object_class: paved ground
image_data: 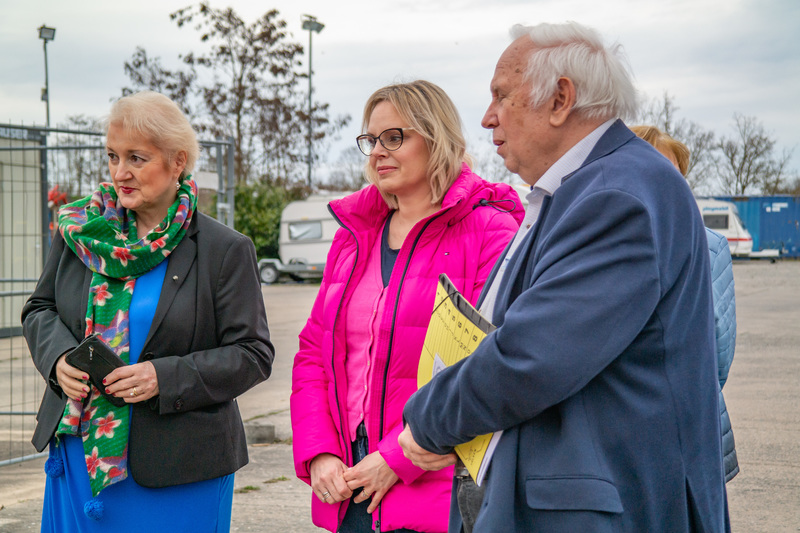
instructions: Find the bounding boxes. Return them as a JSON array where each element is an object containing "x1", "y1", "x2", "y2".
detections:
[{"x1": 1, "y1": 261, "x2": 798, "y2": 532}]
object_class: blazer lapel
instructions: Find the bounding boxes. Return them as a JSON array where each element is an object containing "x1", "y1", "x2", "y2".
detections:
[
  {"x1": 491, "y1": 121, "x2": 635, "y2": 324},
  {"x1": 142, "y1": 220, "x2": 198, "y2": 350}
]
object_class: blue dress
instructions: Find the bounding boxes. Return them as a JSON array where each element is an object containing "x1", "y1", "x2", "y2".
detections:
[{"x1": 41, "y1": 260, "x2": 235, "y2": 532}]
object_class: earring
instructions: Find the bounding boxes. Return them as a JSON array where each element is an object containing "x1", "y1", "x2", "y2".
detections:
[{"x1": 176, "y1": 181, "x2": 181, "y2": 190}]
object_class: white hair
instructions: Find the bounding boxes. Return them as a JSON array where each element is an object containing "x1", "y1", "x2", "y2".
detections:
[
  {"x1": 510, "y1": 21, "x2": 638, "y2": 122},
  {"x1": 107, "y1": 91, "x2": 199, "y2": 179}
]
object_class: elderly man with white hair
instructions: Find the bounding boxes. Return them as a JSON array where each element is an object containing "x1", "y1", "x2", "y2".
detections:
[{"x1": 399, "y1": 21, "x2": 729, "y2": 532}]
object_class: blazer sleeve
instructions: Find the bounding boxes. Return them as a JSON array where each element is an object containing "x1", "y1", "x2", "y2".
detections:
[
  {"x1": 151, "y1": 233, "x2": 274, "y2": 414},
  {"x1": 290, "y1": 237, "x2": 347, "y2": 482},
  {"x1": 377, "y1": 207, "x2": 521, "y2": 484},
  {"x1": 404, "y1": 190, "x2": 664, "y2": 453},
  {"x1": 706, "y1": 229, "x2": 736, "y2": 388},
  {"x1": 21, "y1": 232, "x2": 82, "y2": 396}
]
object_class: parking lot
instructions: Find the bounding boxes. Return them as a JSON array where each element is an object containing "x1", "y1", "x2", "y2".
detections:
[{"x1": 1, "y1": 260, "x2": 798, "y2": 532}]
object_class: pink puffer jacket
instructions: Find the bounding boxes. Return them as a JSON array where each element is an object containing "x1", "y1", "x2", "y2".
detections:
[{"x1": 291, "y1": 165, "x2": 523, "y2": 532}]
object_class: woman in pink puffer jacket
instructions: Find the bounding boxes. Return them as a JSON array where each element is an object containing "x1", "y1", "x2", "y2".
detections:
[{"x1": 291, "y1": 80, "x2": 523, "y2": 533}]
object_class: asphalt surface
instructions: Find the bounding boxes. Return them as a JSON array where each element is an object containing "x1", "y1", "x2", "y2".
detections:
[{"x1": 1, "y1": 261, "x2": 799, "y2": 532}]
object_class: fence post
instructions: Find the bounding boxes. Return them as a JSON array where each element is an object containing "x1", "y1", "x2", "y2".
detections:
[
  {"x1": 39, "y1": 132, "x2": 50, "y2": 266},
  {"x1": 226, "y1": 136, "x2": 235, "y2": 229},
  {"x1": 215, "y1": 138, "x2": 225, "y2": 225}
]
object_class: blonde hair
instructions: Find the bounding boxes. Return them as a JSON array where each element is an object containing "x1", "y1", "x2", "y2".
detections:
[
  {"x1": 361, "y1": 80, "x2": 471, "y2": 208},
  {"x1": 630, "y1": 125, "x2": 690, "y2": 176},
  {"x1": 107, "y1": 91, "x2": 199, "y2": 179}
]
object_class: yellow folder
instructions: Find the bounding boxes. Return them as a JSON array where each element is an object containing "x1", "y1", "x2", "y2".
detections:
[{"x1": 417, "y1": 273, "x2": 501, "y2": 485}]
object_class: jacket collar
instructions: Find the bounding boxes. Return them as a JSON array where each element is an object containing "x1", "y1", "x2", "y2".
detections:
[
  {"x1": 562, "y1": 119, "x2": 634, "y2": 185},
  {"x1": 329, "y1": 164, "x2": 524, "y2": 233},
  {"x1": 141, "y1": 214, "x2": 199, "y2": 352}
]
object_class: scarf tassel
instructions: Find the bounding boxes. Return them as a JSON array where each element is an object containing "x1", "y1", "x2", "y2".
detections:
[
  {"x1": 44, "y1": 456, "x2": 64, "y2": 478},
  {"x1": 84, "y1": 497, "x2": 104, "y2": 520},
  {"x1": 44, "y1": 442, "x2": 64, "y2": 478}
]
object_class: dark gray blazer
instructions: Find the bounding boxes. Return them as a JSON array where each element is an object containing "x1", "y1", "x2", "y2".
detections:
[{"x1": 22, "y1": 212, "x2": 274, "y2": 488}]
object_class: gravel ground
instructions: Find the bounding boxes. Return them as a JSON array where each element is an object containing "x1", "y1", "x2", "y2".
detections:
[{"x1": 2, "y1": 260, "x2": 798, "y2": 532}]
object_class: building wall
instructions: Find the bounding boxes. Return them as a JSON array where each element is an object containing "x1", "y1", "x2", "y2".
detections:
[
  {"x1": 0, "y1": 129, "x2": 43, "y2": 336},
  {"x1": 715, "y1": 196, "x2": 800, "y2": 258}
]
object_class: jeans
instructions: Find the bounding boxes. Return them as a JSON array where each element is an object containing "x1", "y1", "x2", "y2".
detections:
[
  {"x1": 455, "y1": 473, "x2": 486, "y2": 533},
  {"x1": 338, "y1": 424, "x2": 420, "y2": 533}
]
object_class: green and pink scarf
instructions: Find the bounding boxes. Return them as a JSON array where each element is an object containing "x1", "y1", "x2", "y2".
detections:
[{"x1": 55, "y1": 179, "x2": 197, "y2": 498}]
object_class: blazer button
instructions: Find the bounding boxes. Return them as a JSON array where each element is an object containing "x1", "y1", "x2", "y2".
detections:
[
  {"x1": 174, "y1": 398, "x2": 184, "y2": 411},
  {"x1": 142, "y1": 352, "x2": 154, "y2": 361}
]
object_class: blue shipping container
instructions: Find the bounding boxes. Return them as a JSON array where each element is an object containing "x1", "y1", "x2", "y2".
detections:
[{"x1": 715, "y1": 196, "x2": 800, "y2": 258}]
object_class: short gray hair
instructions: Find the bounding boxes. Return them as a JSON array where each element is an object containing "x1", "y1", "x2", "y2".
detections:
[
  {"x1": 510, "y1": 22, "x2": 637, "y2": 122},
  {"x1": 107, "y1": 91, "x2": 199, "y2": 179}
]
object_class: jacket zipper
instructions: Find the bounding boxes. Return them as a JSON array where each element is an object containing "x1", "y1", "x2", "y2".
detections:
[
  {"x1": 330, "y1": 203, "x2": 454, "y2": 531},
  {"x1": 376, "y1": 210, "x2": 447, "y2": 530},
  {"x1": 327, "y1": 206, "x2": 359, "y2": 529}
]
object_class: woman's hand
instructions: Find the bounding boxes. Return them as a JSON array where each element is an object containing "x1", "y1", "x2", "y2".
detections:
[
  {"x1": 103, "y1": 361, "x2": 160, "y2": 403},
  {"x1": 310, "y1": 453, "x2": 353, "y2": 504},
  {"x1": 55, "y1": 354, "x2": 90, "y2": 402},
  {"x1": 343, "y1": 451, "x2": 399, "y2": 514}
]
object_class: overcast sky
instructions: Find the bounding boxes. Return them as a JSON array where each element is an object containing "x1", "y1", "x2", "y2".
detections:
[{"x1": 2, "y1": 0, "x2": 799, "y2": 182}]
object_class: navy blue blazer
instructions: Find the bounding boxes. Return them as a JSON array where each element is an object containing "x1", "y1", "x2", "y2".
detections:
[{"x1": 404, "y1": 121, "x2": 727, "y2": 532}]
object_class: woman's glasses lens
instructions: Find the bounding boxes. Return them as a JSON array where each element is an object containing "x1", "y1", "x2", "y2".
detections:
[
  {"x1": 356, "y1": 128, "x2": 405, "y2": 156},
  {"x1": 357, "y1": 136, "x2": 376, "y2": 156}
]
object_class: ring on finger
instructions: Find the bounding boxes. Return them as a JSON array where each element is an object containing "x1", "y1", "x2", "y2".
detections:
[
  {"x1": 132, "y1": 387, "x2": 138, "y2": 397},
  {"x1": 321, "y1": 491, "x2": 330, "y2": 500}
]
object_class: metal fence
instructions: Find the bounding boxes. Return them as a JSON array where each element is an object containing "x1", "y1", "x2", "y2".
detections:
[{"x1": 0, "y1": 123, "x2": 235, "y2": 466}]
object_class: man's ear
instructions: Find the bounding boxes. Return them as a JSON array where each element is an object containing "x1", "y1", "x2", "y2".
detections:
[{"x1": 550, "y1": 77, "x2": 576, "y2": 127}]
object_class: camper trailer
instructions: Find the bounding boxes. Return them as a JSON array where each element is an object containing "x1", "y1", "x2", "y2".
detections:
[
  {"x1": 695, "y1": 198, "x2": 753, "y2": 257},
  {"x1": 257, "y1": 194, "x2": 346, "y2": 284}
]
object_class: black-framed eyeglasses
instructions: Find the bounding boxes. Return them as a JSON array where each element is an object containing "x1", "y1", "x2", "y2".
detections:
[{"x1": 356, "y1": 127, "x2": 415, "y2": 156}]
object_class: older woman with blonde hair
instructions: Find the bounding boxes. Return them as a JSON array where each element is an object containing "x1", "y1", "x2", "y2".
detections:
[
  {"x1": 23, "y1": 91, "x2": 273, "y2": 532},
  {"x1": 291, "y1": 80, "x2": 523, "y2": 532}
]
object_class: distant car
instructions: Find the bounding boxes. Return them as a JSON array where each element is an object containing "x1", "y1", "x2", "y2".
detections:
[{"x1": 695, "y1": 198, "x2": 753, "y2": 257}]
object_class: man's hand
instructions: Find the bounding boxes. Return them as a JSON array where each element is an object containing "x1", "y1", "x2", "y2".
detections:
[{"x1": 398, "y1": 425, "x2": 457, "y2": 471}]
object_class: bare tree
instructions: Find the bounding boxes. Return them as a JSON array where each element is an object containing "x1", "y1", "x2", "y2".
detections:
[
  {"x1": 715, "y1": 113, "x2": 795, "y2": 195},
  {"x1": 123, "y1": 3, "x2": 350, "y2": 184},
  {"x1": 122, "y1": 47, "x2": 196, "y2": 116},
  {"x1": 637, "y1": 92, "x2": 716, "y2": 193},
  {"x1": 775, "y1": 175, "x2": 800, "y2": 195},
  {"x1": 469, "y1": 133, "x2": 519, "y2": 184},
  {"x1": 324, "y1": 146, "x2": 367, "y2": 191},
  {"x1": 52, "y1": 115, "x2": 107, "y2": 197}
]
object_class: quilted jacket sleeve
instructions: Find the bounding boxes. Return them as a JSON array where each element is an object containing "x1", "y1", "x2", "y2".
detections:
[{"x1": 706, "y1": 228, "x2": 736, "y2": 388}]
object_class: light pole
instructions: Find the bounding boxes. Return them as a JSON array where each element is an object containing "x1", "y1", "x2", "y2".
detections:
[
  {"x1": 302, "y1": 15, "x2": 324, "y2": 188},
  {"x1": 38, "y1": 24, "x2": 56, "y2": 128}
]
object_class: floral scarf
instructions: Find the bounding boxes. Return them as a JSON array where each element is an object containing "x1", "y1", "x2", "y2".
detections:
[{"x1": 55, "y1": 179, "x2": 197, "y2": 498}]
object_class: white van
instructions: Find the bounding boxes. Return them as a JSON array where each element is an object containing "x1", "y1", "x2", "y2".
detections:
[
  {"x1": 258, "y1": 193, "x2": 348, "y2": 283},
  {"x1": 695, "y1": 198, "x2": 753, "y2": 257}
]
